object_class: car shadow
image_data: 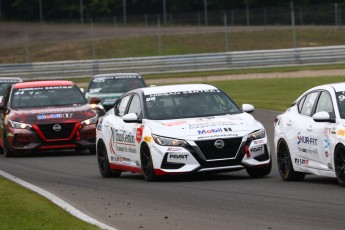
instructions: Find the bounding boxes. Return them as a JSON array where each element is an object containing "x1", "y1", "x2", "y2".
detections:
[{"x1": 9, "y1": 149, "x2": 92, "y2": 158}]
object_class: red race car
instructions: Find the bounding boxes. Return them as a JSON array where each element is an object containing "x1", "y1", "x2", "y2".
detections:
[{"x1": 0, "y1": 80, "x2": 98, "y2": 157}]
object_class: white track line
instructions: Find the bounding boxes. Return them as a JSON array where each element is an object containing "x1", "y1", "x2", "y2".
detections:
[{"x1": 0, "y1": 169, "x2": 117, "y2": 230}]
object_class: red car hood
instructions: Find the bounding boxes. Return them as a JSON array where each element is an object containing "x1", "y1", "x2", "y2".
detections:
[{"x1": 8, "y1": 104, "x2": 96, "y2": 124}]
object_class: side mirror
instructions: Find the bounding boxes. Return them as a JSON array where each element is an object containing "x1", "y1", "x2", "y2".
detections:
[
  {"x1": 313, "y1": 111, "x2": 335, "y2": 123},
  {"x1": 242, "y1": 104, "x2": 254, "y2": 113},
  {"x1": 90, "y1": 97, "x2": 101, "y2": 104},
  {"x1": 123, "y1": 113, "x2": 139, "y2": 123},
  {"x1": 80, "y1": 88, "x2": 85, "y2": 93}
]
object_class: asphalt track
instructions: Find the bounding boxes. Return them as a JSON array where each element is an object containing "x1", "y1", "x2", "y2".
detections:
[{"x1": 1, "y1": 110, "x2": 345, "y2": 230}]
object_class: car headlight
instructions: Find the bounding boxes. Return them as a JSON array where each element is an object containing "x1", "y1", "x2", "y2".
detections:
[
  {"x1": 248, "y1": 129, "x2": 265, "y2": 140},
  {"x1": 81, "y1": 115, "x2": 98, "y2": 126},
  {"x1": 8, "y1": 119, "x2": 32, "y2": 130},
  {"x1": 152, "y1": 134, "x2": 187, "y2": 147}
]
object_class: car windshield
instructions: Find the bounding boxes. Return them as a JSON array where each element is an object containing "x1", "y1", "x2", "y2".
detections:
[
  {"x1": 0, "y1": 81, "x2": 20, "y2": 96},
  {"x1": 10, "y1": 85, "x2": 86, "y2": 108},
  {"x1": 144, "y1": 89, "x2": 242, "y2": 120},
  {"x1": 88, "y1": 76, "x2": 145, "y2": 94},
  {"x1": 336, "y1": 91, "x2": 345, "y2": 119}
]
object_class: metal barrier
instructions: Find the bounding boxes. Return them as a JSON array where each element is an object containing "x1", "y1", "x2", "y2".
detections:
[{"x1": 0, "y1": 45, "x2": 344, "y2": 80}]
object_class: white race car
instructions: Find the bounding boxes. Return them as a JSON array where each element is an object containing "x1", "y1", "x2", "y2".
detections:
[
  {"x1": 96, "y1": 84, "x2": 271, "y2": 181},
  {"x1": 274, "y1": 82, "x2": 345, "y2": 186}
]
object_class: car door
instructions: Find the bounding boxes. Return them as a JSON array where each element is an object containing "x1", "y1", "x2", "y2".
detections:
[
  {"x1": 287, "y1": 91, "x2": 319, "y2": 171},
  {"x1": 309, "y1": 91, "x2": 336, "y2": 171},
  {"x1": 110, "y1": 93, "x2": 142, "y2": 168}
]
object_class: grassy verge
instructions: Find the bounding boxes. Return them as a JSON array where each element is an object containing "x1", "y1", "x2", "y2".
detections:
[
  {"x1": 212, "y1": 75, "x2": 345, "y2": 111},
  {"x1": 0, "y1": 176, "x2": 100, "y2": 230}
]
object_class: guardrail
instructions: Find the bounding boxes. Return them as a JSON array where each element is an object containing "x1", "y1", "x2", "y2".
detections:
[{"x1": 0, "y1": 45, "x2": 344, "y2": 80}]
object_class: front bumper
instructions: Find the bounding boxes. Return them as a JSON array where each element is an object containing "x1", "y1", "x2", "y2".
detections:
[
  {"x1": 151, "y1": 136, "x2": 270, "y2": 175},
  {"x1": 6, "y1": 124, "x2": 96, "y2": 153}
]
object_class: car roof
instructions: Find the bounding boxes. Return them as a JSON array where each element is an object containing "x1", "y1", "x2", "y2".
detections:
[
  {"x1": 92, "y1": 73, "x2": 141, "y2": 78},
  {"x1": 140, "y1": 84, "x2": 218, "y2": 95},
  {"x1": 0, "y1": 77, "x2": 23, "y2": 82},
  {"x1": 14, "y1": 80, "x2": 74, "y2": 89}
]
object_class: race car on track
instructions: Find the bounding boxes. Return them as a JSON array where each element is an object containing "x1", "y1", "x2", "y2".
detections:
[
  {"x1": 85, "y1": 73, "x2": 146, "y2": 111},
  {"x1": 274, "y1": 82, "x2": 345, "y2": 186},
  {"x1": 0, "y1": 80, "x2": 98, "y2": 157},
  {"x1": 0, "y1": 77, "x2": 23, "y2": 101},
  {"x1": 96, "y1": 84, "x2": 271, "y2": 181}
]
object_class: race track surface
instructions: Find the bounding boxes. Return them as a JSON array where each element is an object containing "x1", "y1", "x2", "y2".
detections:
[{"x1": 0, "y1": 110, "x2": 344, "y2": 230}]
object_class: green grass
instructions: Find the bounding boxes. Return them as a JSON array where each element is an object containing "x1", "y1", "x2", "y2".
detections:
[
  {"x1": 212, "y1": 76, "x2": 345, "y2": 111},
  {"x1": 0, "y1": 176, "x2": 100, "y2": 230},
  {"x1": 2, "y1": 26, "x2": 345, "y2": 63}
]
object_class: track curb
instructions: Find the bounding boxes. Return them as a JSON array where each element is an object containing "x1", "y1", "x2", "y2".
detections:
[{"x1": 0, "y1": 169, "x2": 117, "y2": 230}]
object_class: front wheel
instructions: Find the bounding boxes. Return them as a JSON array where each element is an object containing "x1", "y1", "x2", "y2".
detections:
[
  {"x1": 334, "y1": 145, "x2": 345, "y2": 186},
  {"x1": 141, "y1": 146, "x2": 156, "y2": 182},
  {"x1": 246, "y1": 160, "x2": 272, "y2": 178},
  {"x1": 3, "y1": 132, "x2": 14, "y2": 158},
  {"x1": 97, "y1": 141, "x2": 121, "y2": 178},
  {"x1": 276, "y1": 140, "x2": 305, "y2": 181}
]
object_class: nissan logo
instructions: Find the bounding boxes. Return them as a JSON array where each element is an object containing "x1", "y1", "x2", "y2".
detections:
[
  {"x1": 52, "y1": 124, "x2": 62, "y2": 132},
  {"x1": 214, "y1": 139, "x2": 225, "y2": 149}
]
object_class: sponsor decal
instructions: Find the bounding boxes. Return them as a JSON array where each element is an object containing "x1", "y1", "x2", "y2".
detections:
[
  {"x1": 161, "y1": 121, "x2": 187, "y2": 126},
  {"x1": 297, "y1": 132, "x2": 317, "y2": 146},
  {"x1": 197, "y1": 133, "x2": 238, "y2": 139},
  {"x1": 295, "y1": 158, "x2": 309, "y2": 166},
  {"x1": 169, "y1": 154, "x2": 188, "y2": 160},
  {"x1": 338, "y1": 129, "x2": 345, "y2": 136},
  {"x1": 325, "y1": 151, "x2": 329, "y2": 157},
  {"x1": 250, "y1": 146, "x2": 264, "y2": 154},
  {"x1": 37, "y1": 113, "x2": 73, "y2": 120},
  {"x1": 146, "y1": 89, "x2": 220, "y2": 99},
  {"x1": 167, "y1": 147, "x2": 182, "y2": 152},
  {"x1": 298, "y1": 147, "x2": 318, "y2": 154},
  {"x1": 109, "y1": 128, "x2": 116, "y2": 154},
  {"x1": 324, "y1": 128, "x2": 331, "y2": 135},
  {"x1": 253, "y1": 140, "x2": 264, "y2": 144},
  {"x1": 152, "y1": 145, "x2": 163, "y2": 155},
  {"x1": 198, "y1": 128, "x2": 223, "y2": 135},
  {"x1": 115, "y1": 129, "x2": 135, "y2": 144},
  {"x1": 136, "y1": 125, "x2": 144, "y2": 143}
]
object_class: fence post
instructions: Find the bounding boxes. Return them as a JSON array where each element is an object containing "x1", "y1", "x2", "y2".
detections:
[
  {"x1": 290, "y1": 1, "x2": 297, "y2": 49},
  {"x1": 157, "y1": 16, "x2": 162, "y2": 55},
  {"x1": 335, "y1": 3, "x2": 339, "y2": 26},
  {"x1": 90, "y1": 21, "x2": 96, "y2": 60},
  {"x1": 24, "y1": 27, "x2": 30, "y2": 63},
  {"x1": 224, "y1": 11, "x2": 229, "y2": 52}
]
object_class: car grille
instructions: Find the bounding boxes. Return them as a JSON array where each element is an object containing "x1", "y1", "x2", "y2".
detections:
[
  {"x1": 37, "y1": 123, "x2": 76, "y2": 140},
  {"x1": 194, "y1": 137, "x2": 243, "y2": 160}
]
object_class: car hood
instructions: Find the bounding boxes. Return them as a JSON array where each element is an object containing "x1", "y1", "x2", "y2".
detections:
[
  {"x1": 146, "y1": 113, "x2": 263, "y2": 141},
  {"x1": 86, "y1": 92, "x2": 123, "y2": 105},
  {"x1": 9, "y1": 104, "x2": 96, "y2": 124}
]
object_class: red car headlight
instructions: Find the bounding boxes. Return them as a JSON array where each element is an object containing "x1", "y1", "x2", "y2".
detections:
[{"x1": 8, "y1": 119, "x2": 32, "y2": 130}]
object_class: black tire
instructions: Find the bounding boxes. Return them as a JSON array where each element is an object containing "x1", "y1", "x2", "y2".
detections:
[
  {"x1": 276, "y1": 140, "x2": 305, "y2": 181},
  {"x1": 141, "y1": 146, "x2": 156, "y2": 181},
  {"x1": 246, "y1": 160, "x2": 272, "y2": 178},
  {"x1": 334, "y1": 145, "x2": 345, "y2": 186},
  {"x1": 3, "y1": 132, "x2": 14, "y2": 158},
  {"x1": 97, "y1": 141, "x2": 121, "y2": 178}
]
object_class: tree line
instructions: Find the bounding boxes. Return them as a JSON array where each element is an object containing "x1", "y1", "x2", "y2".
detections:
[{"x1": 1, "y1": 0, "x2": 344, "y2": 22}]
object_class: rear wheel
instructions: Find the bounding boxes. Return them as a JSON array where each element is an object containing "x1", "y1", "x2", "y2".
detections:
[
  {"x1": 141, "y1": 146, "x2": 156, "y2": 181},
  {"x1": 97, "y1": 141, "x2": 121, "y2": 178},
  {"x1": 334, "y1": 145, "x2": 345, "y2": 186},
  {"x1": 246, "y1": 160, "x2": 272, "y2": 178},
  {"x1": 277, "y1": 140, "x2": 305, "y2": 181}
]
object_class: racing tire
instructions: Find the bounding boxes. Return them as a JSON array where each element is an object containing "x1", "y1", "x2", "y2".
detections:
[
  {"x1": 141, "y1": 146, "x2": 157, "y2": 182},
  {"x1": 334, "y1": 145, "x2": 345, "y2": 186},
  {"x1": 97, "y1": 141, "x2": 121, "y2": 178},
  {"x1": 276, "y1": 140, "x2": 305, "y2": 181},
  {"x1": 3, "y1": 133, "x2": 14, "y2": 158},
  {"x1": 246, "y1": 160, "x2": 272, "y2": 178}
]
